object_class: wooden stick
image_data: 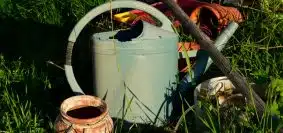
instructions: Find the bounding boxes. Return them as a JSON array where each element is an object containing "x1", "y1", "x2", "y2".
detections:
[{"x1": 161, "y1": 0, "x2": 265, "y2": 116}]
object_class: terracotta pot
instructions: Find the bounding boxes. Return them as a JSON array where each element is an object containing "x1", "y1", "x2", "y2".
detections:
[
  {"x1": 189, "y1": 3, "x2": 243, "y2": 39},
  {"x1": 55, "y1": 95, "x2": 113, "y2": 133}
]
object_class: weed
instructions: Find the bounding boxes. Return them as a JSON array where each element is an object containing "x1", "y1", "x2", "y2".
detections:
[
  {"x1": 0, "y1": 0, "x2": 107, "y2": 25},
  {"x1": 0, "y1": 55, "x2": 53, "y2": 132}
]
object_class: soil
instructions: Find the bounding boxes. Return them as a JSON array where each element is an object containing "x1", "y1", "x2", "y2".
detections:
[{"x1": 67, "y1": 106, "x2": 102, "y2": 119}]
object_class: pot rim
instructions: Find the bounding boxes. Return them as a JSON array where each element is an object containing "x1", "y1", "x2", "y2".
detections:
[
  {"x1": 189, "y1": 4, "x2": 221, "y2": 24},
  {"x1": 189, "y1": 3, "x2": 243, "y2": 29},
  {"x1": 60, "y1": 95, "x2": 109, "y2": 125}
]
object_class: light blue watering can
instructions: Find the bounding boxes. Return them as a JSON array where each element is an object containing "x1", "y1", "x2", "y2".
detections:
[
  {"x1": 64, "y1": 1, "x2": 178, "y2": 125},
  {"x1": 64, "y1": 0, "x2": 240, "y2": 126}
]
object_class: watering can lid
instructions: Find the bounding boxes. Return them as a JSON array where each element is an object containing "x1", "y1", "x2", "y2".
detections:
[{"x1": 93, "y1": 20, "x2": 177, "y2": 42}]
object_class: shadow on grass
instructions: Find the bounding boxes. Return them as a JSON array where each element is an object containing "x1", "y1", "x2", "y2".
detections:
[
  {"x1": 112, "y1": 118, "x2": 173, "y2": 133},
  {"x1": 0, "y1": 16, "x2": 97, "y2": 130}
]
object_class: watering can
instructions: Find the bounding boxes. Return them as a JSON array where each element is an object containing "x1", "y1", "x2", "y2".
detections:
[{"x1": 64, "y1": 1, "x2": 178, "y2": 125}]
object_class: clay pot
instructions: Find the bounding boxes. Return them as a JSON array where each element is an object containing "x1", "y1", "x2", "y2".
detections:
[
  {"x1": 55, "y1": 95, "x2": 113, "y2": 133},
  {"x1": 189, "y1": 3, "x2": 243, "y2": 39}
]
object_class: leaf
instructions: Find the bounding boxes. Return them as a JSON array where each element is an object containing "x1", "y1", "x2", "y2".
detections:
[
  {"x1": 271, "y1": 79, "x2": 283, "y2": 92},
  {"x1": 270, "y1": 102, "x2": 280, "y2": 116},
  {"x1": 278, "y1": 97, "x2": 283, "y2": 103},
  {"x1": 0, "y1": 69, "x2": 5, "y2": 79},
  {"x1": 48, "y1": 83, "x2": 52, "y2": 89},
  {"x1": 266, "y1": 65, "x2": 270, "y2": 75},
  {"x1": 198, "y1": 101, "x2": 202, "y2": 108},
  {"x1": 209, "y1": 105, "x2": 213, "y2": 111},
  {"x1": 0, "y1": 0, "x2": 3, "y2": 8}
]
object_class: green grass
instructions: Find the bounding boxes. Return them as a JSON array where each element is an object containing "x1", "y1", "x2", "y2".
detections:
[
  {"x1": 0, "y1": 55, "x2": 54, "y2": 132},
  {"x1": 0, "y1": 0, "x2": 107, "y2": 26},
  {"x1": 0, "y1": 0, "x2": 283, "y2": 132},
  {"x1": 224, "y1": 3, "x2": 283, "y2": 83}
]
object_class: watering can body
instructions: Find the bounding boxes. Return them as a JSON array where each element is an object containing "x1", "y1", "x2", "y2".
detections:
[
  {"x1": 64, "y1": 1, "x2": 178, "y2": 125},
  {"x1": 92, "y1": 21, "x2": 178, "y2": 124}
]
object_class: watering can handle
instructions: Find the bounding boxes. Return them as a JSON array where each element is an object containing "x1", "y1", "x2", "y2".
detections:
[{"x1": 64, "y1": 1, "x2": 175, "y2": 95}]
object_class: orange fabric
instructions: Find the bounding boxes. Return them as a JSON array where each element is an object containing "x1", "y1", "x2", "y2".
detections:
[
  {"x1": 177, "y1": 42, "x2": 200, "y2": 73},
  {"x1": 178, "y1": 42, "x2": 200, "y2": 51}
]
